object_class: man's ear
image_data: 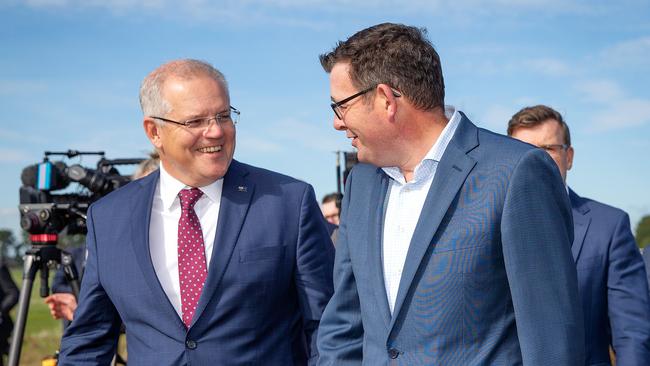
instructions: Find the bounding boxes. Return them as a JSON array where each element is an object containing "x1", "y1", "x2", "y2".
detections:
[
  {"x1": 143, "y1": 118, "x2": 163, "y2": 149},
  {"x1": 376, "y1": 84, "x2": 400, "y2": 121},
  {"x1": 566, "y1": 145, "x2": 574, "y2": 171}
]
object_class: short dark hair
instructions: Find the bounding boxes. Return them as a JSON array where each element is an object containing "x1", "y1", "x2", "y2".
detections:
[
  {"x1": 320, "y1": 23, "x2": 444, "y2": 111},
  {"x1": 508, "y1": 105, "x2": 572, "y2": 146},
  {"x1": 322, "y1": 192, "x2": 342, "y2": 205}
]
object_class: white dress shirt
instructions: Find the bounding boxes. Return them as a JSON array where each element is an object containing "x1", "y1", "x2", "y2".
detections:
[
  {"x1": 149, "y1": 163, "x2": 223, "y2": 318},
  {"x1": 382, "y1": 106, "x2": 461, "y2": 314}
]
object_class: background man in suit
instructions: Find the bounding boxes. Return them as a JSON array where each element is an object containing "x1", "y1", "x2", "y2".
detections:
[
  {"x1": 320, "y1": 193, "x2": 342, "y2": 226},
  {"x1": 509, "y1": 104, "x2": 650, "y2": 365},
  {"x1": 59, "y1": 59, "x2": 335, "y2": 365},
  {"x1": 316, "y1": 23, "x2": 585, "y2": 365}
]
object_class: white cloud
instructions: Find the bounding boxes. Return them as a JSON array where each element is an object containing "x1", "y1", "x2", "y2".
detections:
[
  {"x1": 524, "y1": 58, "x2": 571, "y2": 77},
  {"x1": 571, "y1": 78, "x2": 650, "y2": 131},
  {"x1": 602, "y1": 36, "x2": 650, "y2": 68},
  {"x1": 0, "y1": 80, "x2": 48, "y2": 95},
  {"x1": 591, "y1": 98, "x2": 650, "y2": 131},
  {"x1": 477, "y1": 105, "x2": 513, "y2": 133},
  {"x1": 574, "y1": 79, "x2": 625, "y2": 103}
]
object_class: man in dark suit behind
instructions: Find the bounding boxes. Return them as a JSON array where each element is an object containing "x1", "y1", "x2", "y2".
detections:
[
  {"x1": 59, "y1": 59, "x2": 335, "y2": 365},
  {"x1": 317, "y1": 23, "x2": 584, "y2": 365},
  {"x1": 509, "y1": 104, "x2": 650, "y2": 365}
]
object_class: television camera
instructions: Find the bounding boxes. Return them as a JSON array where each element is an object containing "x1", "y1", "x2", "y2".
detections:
[{"x1": 9, "y1": 150, "x2": 143, "y2": 366}]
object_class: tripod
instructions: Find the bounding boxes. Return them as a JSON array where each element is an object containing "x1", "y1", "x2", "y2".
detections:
[{"x1": 7, "y1": 234, "x2": 80, "y2": 366}]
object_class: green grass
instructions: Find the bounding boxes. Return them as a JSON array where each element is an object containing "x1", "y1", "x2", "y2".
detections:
[{"x1": 9, "y1": 267, "x2": 62, "y2": 366}]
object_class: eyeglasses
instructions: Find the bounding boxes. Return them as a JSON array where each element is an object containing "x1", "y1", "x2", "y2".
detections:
[
  {"x1": 539, "y1": 144, "x2": 569, "y2": 153},
  {"x1": 330, "y1": 86, "x2": 376, "y2": 120},
  {"x1": 151, "y1": 106, "x2": 240, "y2": 130}
]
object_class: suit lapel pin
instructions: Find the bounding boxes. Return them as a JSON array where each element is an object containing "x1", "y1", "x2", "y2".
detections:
[{"x1": 237, "y1": 185, "x2": 247, "y2": 192}]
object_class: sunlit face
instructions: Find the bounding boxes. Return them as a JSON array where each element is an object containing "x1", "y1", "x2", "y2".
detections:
[
  {"x1": 321, "y1": 200, "x2": 340, "y2": 225},
  {"x1": 510, "y1": 119, "x2": 574, "y2": 182},
  {"x1": 143, "y1": 75, "x2": 235, "y2": 187},
  {"x1": 329, "y1": 63, "x2": 398, "y2": 167}
]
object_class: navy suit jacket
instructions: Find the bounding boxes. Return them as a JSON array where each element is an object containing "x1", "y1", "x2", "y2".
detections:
[
  {"x1": 569, "y1": 189, "x2": 650, "y2": 365},
  {"x1": 59, "y1": 160, "x2": 335, "y2": 365},
  {"x1": 317, "y1": 115, "x2": 585, "y2": 365}
]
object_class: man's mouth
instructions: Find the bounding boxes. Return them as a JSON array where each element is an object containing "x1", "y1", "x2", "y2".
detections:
[{"x1": 197, "y1": 146, "x2": 222, "y2": 153}]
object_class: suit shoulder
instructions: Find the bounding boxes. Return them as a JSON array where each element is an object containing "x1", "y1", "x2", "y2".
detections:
[
  {"x1": 573, "y1": 193, "x2": 629, "y2": 222},
  {"x1": 476, "y1": 127, "x2": 537, "y2": 157}
]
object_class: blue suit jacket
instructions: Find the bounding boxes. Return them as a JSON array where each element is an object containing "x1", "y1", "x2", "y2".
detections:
[
  {"x1": 317, "y1": 115, "x2": 585, "y2": 365},
  {"x1": 569, "y1": 189, "x2": 650, "y2": 366},
  {"x1": 59, "y1": 160, "x2": 335, "y2": 365}
]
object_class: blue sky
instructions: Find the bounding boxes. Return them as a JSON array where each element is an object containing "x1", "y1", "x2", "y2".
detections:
[{"x1": 1, "y1": 0, "x2": 649, "y2": 238}]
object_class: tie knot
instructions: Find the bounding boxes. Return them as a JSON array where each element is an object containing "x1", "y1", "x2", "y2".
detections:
[{"x1": 178, "y1": 188, "x2": 203, "y2": 210}]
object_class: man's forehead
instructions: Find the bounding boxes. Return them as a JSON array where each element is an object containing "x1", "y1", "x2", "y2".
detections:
[{"x1": 329, "y1": 62, "x2": 355, "y2": 99}]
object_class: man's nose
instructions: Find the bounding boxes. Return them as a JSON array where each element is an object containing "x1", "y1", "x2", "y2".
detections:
[
  {"x1": 203, "y1": 118, "x2": 225, "y2": 137},
  {"x1": 333, "y1": 115, "x2": 346, "y2": 131}
]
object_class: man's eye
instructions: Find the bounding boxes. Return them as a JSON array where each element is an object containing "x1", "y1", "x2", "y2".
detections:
[{"x1": 185, "y1": 119, "x2": 204, "y2": 128}]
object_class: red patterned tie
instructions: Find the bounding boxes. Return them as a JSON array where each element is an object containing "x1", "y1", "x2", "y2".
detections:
[{"x1": 177, "y1": 188, "x2": 208, "y2": 327}]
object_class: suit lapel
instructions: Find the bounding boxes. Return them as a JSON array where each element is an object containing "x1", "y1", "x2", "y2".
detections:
[
  {"x1": 367, "y1": 169, "x2": 392, "y2": 328},
  {"x1": 569, "y1": 189, "x2": 591, "y2": 262},
  {"x1": 192, "y1": 161, "x2": 254, "y2": 325},
  {"x1": 129, "y1": 171, "x2": 184, "y2": 326},
  {"x1": 389, "y1": 116, "x2": 478, "y2": 329}
]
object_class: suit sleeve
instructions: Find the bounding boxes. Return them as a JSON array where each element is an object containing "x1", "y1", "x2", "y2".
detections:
[
  {"x1": 607, "y1": 212, "x2": 650, "y2": 365},
  {"x1": 501, "y1": 148, "x2": 585, "y2": 365},
  {"x1": 317, "y1": 171, "x2": 364, "y2": 366},
  {"x1": 58, "y1": 205, "x2": 122, "y2": 366},
  {"x1": 295, "y1": 184, "x2": 335, "y2": 365}
]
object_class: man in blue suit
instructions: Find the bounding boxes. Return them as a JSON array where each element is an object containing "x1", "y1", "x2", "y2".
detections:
[
  {"x1": 509, "y1": 104, "x2": 650, "y2": 366},
  {"x1": 59, "y1": 59, "x2": 335, "y2": 365},
  {"x1": 316, "y1": 23, "x2": 585, "y2": 365}
]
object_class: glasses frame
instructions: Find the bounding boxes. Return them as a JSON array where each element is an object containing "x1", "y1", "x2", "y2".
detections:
[
  {"x1": 151, "y1": 106, "x2": 240, "y2": 129},
  {"x1": 330, "y1": 86, "x2": 376, "y2": 120},
  {"x1": 539, "y1": 144, "x2": 569, "y2": 153}
]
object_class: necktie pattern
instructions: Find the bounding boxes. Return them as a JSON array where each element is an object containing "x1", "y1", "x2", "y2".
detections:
[{"x1": 177, "y1": 188, "x2": 208, "y2": 327}]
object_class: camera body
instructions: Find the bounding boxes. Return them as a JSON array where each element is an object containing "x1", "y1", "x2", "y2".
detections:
[{"x1": 19, "y1": 150, "x2": 143, "y2": 236}]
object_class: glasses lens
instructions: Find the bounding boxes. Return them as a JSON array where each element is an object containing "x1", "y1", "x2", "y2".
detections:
[{"x1": 230, "y1": 109, "x2": 240, "y2": 125}]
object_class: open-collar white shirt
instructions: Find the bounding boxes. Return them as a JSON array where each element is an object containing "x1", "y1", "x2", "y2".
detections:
[
  {"x1": 381, "y1": 106, "x2": 461, "y2": 314},
  {"x1": 149, "y1": 163, "x2": 223, "y2": 318}
]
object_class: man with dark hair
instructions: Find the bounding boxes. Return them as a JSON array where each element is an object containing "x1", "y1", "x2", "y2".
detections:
[
  {"x1": 509, "y1": 104, "x2": 650, "y2": 366},
  {"x1": 317, "y1": 23, "x2": 585, "y2": 365},
  {"x1": 59, "y1": 59, "x2": 334, "y2": 365},
  {"x1": 321, "y1": 193, "x2": 342, "y2": 226}
]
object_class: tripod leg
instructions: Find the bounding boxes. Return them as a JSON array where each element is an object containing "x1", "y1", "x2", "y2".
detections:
[{"x1": 7, "y1": 254, "x2": 39, "y2": 366}]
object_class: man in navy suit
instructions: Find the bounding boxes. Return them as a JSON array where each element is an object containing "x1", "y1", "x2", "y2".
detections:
[
  {"x1": 59, "y1": 59, "x2": 335, "y2": 365},
  {"x1": 316, "y1": 23, "x2": 585, "y2": 365},
  {"x1": 509, "y1": 104, "x2": 650, "y2": 366}
]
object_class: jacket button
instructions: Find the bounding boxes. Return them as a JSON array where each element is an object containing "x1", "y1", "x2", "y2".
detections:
[
  {"x1": 186, "y1": 340, "x2": 197, "y2": 349},
  {"x1": 388, "y1": 348, "x2": 399, "y2": 359}
]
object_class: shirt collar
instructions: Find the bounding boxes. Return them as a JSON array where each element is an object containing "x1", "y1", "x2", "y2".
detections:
[
  {"x1": 159, "y1": 163, "x2": 223, "y2": 211},
  {"x1": 382, "y1": 105, "x2": 461, "y2": 183}
]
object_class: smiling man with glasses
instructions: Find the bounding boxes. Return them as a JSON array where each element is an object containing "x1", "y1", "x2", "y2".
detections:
[
  {"x1": 317, "y1": 23, "x2": 585, "y2": 365},
  {"x1": 59, "y1": 59, "x2": 335, "y2": 366}
]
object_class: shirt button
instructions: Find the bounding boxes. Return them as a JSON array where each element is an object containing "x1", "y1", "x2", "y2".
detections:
[
  {"x1": 388, "y1": 348, "x2": 399, "y2": 359},
  {"x1": 186, "y1": 340, "x2": 197, "y2": 349}
]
